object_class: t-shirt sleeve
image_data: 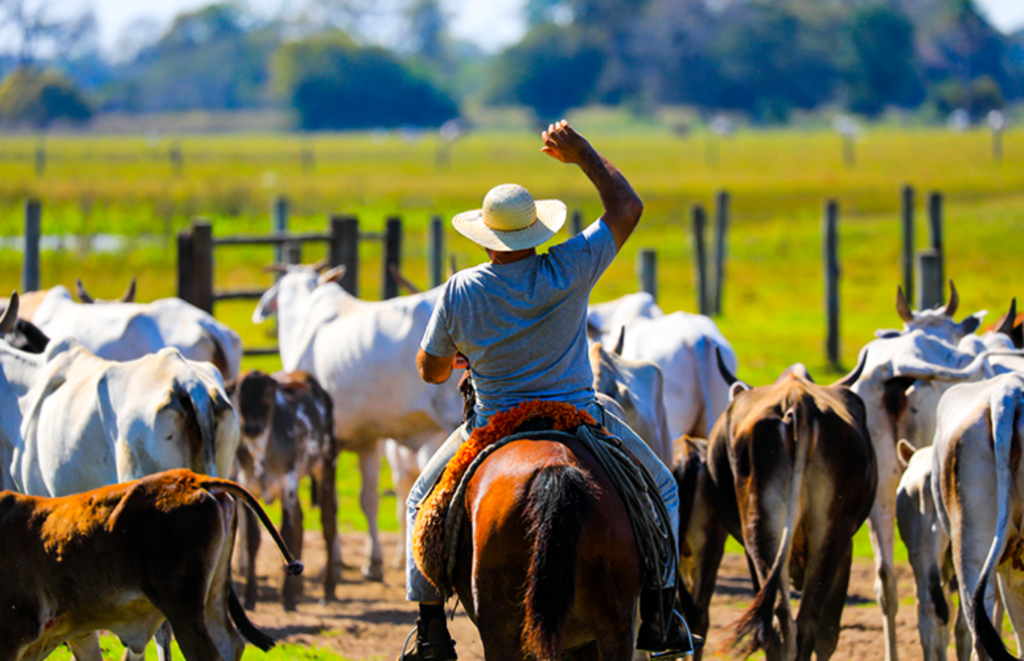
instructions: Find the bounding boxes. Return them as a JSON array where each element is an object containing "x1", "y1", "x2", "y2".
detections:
[
  {"x1": 548, "y1": 218, "x2": 618, "y2": 286},
  {"x1": 420, "y1": 283, "x2": 458, "y2": 357}
]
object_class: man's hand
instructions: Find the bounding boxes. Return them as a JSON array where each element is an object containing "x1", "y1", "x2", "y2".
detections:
[{"x1": 541, "y1": 120, "x2": 592, "y2": 165}]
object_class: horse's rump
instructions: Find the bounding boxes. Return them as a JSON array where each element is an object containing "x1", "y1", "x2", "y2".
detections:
[{"x1": 461, "y1": 438, "x2": 642, "y2": 660}]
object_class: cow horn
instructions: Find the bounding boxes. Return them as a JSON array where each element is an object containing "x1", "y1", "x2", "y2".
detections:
[
  {"x1": 896, "y1": 287, "x2": 913, "y2": 322},
  {"x1": 310, "y1": 259, "x2": 329, "y2": 272},
  {"x1": 942, "y1": 280, "x2": 959, "y2": 317},
  {"x1": 716, "y1": 346, "x2": 751, "y2": 399},
  {"x1": 995, "y1": 299, "x2": 1017, "y2": 337},
  {"x1": 120, "y1": 278, "x2": 137, "y2": 303},
  {"x1": 318, "y1": 265, "x2": 347, "y2": 286},
  {"x1": 0, "y1": 291, "x2": 18, "y2": 334},
  {"x1": 261, "y1": 263, "x2": 290, "y2": 273},
  {"x1": 449, "y1": 254, "x2": 458, "y2": 279},
  {"x1": 613, "y1": 326, "x2": 626, "y2": 355},
  {"x1": 831, "y1": 349, "x2": 868, "y2": 388},
  {"x1": 388, "y1": 265, "x2": 422, "y2": 294},
  {"x1": 75, "y1": 279, "x2": 95, "y2": 303}
]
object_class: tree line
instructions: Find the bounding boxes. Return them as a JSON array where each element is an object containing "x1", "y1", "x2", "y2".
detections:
[{"x1": 0, "y1": 0, "x2": 1021, "y2": 129}]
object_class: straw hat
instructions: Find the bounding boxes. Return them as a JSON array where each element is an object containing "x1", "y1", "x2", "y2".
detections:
[{"x1": 452, "y1": 183, "x2": 567, "y2": 252}]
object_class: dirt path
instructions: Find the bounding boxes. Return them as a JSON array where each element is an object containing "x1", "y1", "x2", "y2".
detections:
[{"x1": 245, "y1": 531, "x2": 931, "y2": 660}]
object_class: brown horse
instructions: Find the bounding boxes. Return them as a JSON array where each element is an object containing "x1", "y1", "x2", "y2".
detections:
[{"x1": 450, "y1": 436, "x2": 643, "y2": 661}]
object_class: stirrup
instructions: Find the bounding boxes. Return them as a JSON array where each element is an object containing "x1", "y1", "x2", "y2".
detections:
[
  {"x1": 398, "y1": 623, "x2": 458, "y2": 661},
  {"x1": 647, "y1": 610, "x2": 702, "y2": 659}
]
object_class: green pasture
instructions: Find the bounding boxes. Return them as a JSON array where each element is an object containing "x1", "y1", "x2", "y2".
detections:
[{"x1": 2, "y1": 125, "x2": 1022, "y2": 657}]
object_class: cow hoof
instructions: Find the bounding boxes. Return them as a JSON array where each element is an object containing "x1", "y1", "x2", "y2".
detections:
[{"x1": 362, "y1": 559, "x2": 385, "y2": 581}]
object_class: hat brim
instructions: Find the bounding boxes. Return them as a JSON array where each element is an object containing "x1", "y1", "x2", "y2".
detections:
[{"x1": 452, "y1": 199, "x2": 567, "y2": 251}]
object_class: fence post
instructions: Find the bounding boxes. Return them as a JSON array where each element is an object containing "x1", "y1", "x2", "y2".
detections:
[
  {"x1": 329, "y1": 215, "x2": 359, "y2": 296},
  {"x1": 284, "y1": 241, "x2": 301, "y2": 265},
  {"x1": 824, "y1": 200, "x2": 840, "y2": 369},
  {"x1": 571, "y1": 210, "x2": 583, "y2": 237},
  {"x1": 692, "y1": 204, "x2": 709, "y2": 315},
  {"x1": 639, "y1": 249, "x2": 657, "y2": 303},
  {"x1": 429, "y1": 215, "x2": 444, "y2": 288},
  {"x1": 712, "y1": 190, "x2": 729, "y2": 316},
  {"x1": 191, "y1": 220, "x2": 214, "y2": 313},
  {"x1": 169, "y1": 143, "x2": 183, "y2": 176},
  {"x1": 177, "y1": 229, "x2": 194, "y2": 304},
  {"x1": 382, "y1": 217, "x2": 403, "y2": 300},
  {"x1": 23, "y1": 199, "x2": 41, "y2": 292},
  {"x1": 34, "y1": 140, "x2": 45, "y2": 177},
  {"x1": 927, "y1": 192, "x2": 944, "y2": 305},
  {"x1": 901, "y1": 185, "x2": 915, "y2": 308},
  {"x1": 917, "y1": 250, "x2": 943, "y2": 310},
  {"x1": 272, "y1": 196, "x2": 289, "y2": 267}
]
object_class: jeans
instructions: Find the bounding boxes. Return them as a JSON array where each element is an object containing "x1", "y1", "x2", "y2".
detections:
[{"x1": 405, "y1": 399, "x2": 680, "y2": 601}]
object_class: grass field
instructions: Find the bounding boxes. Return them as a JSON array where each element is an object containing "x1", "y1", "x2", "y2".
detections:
[{"x1": 1, "y1": 123, "x2": 1021, "y2": 657}]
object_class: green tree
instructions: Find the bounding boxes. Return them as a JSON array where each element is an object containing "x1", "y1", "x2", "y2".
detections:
[
  {"x1": 844, "y1": 5, "x2": 921, "y2": 115},
  {"x1": 273, "y1": 32, "x2": 458, "y2": 130},
  {"x1": 0, "y1": 65, "x2": 91, "y2": 126},
  {"x1": 484, "y1": 24, "x2": 604, "y2": 122}
]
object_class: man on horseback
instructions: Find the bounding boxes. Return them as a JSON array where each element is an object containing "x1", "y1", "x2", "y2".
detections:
[{"x1": 404, "y1": 120, "x2": 695, "y2": 660}]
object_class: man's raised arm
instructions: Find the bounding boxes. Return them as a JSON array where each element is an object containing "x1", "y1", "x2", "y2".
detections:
[{"x1": 541, "y1": 120, "x2": 643, "y2": 252}]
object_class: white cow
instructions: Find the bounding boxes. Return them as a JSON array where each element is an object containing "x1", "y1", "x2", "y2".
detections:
[
  {"x1": 253, "y1": 264, "x2": 464, "y2": 580},
  {"x1": 896, "y1": 441, "x2": 972, "y2": 661},
  {"x1": 24, "y1": 284, "x2": 243, "y2": 379},
  {"x1": 384, "y1": 433, "x2": 445, "y2": 569},
  {"x1": 850, "y1": 329, "x2": 991, "y2": 661},
  {"x1": 932, "y1": 372, "x2": 1024, "y2": 661},
  {"x1": 11, "y1": 338, "x2": 239, "y2": 497},
  {"x1": 0, "y1": 307, "x2": 44, "y2": 492},
  {"x1": 588, "y1": 332, "x2": 673, "y2": 465},
  {"x1": 587, "y1": 293, "x2": 737, "y2": 441}
]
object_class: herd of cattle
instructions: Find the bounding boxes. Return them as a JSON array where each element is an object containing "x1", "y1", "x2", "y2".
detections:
[{"x1": 3, "y1": 265, "x2": 1024, "y2": 661}]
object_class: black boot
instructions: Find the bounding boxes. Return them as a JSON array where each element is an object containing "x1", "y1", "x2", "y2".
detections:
[
  {"x1": 636, "y1": 587, "x2": 704, "y2": 657},
  {"x1": 399, "y1": 606, "x2": 457, "y2": 661}
]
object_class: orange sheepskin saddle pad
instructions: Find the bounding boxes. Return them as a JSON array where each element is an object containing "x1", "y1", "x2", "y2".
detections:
[{"x1": 411, "y1": 400, "x2": 598, "y2": 594}]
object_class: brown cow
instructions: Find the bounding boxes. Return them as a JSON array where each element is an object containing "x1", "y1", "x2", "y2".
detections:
[
  {"x1": 707, "y1": 355, "x2": 877, "y2": 660},
  {"x1": 0, "y1": 469, "x2": 301, "y2": 661},
  {"x1": 673, "y1": 435, "x2": 728, "y2": 661},
  {"x1": 228, "y1": 369, "x2": 339, "y2": 610}
]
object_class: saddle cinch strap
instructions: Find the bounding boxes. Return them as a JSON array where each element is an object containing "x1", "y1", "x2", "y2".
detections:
[{"x1": 411, "y1": 399, "x2": 677, "y2": 598}]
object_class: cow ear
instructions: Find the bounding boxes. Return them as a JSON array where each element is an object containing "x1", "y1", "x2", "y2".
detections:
[
  {"x1": 959, "y1": 311, "x2": 985, "y2": 336},
  {"x1": 0, "y1": 291, "x2": 18, "y2": 334},
  {"x1": 252, "y1": 282, "x2": 279, "y2": 323},
  {"x1": 896, "y1": 439, "x2": 916, "y2": 469},
  {"x1": 318, "y1": 265, "x2": 346, "y2": 286}
]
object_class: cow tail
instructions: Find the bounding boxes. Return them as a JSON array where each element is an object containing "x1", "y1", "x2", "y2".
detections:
[
  {"x1": 733, "y1": 407, "x2": 813, "y2": 655},
  {"x1": 522, "y1": 464, "x2": 596, "y2": 660},
  {"x1": 199, "y1": 317, "x2": 243, "y2": 380},
  {"x1": 201, "y1": 477, "x2": 306, "y2": 576},
  {"x1": 690, "y1": 337, "x2": 716, "y2": 438},
  {"x1": 228, "y1": 587, "x2": 276, "y2": 651},
  {"x1": 970, "y1": 388, "x2": 1020, "y2": 661}
]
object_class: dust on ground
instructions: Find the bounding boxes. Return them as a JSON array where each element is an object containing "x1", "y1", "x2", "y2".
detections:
[{"x1": 245, "y1": 530, "x2": 934, "y2": 660}]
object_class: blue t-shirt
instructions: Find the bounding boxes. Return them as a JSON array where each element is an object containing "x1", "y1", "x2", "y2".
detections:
[{"x1": 421, "y1": 220, "x2": 617, "y2": 417}]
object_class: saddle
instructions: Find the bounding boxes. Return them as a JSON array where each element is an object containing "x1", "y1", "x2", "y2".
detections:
[{"x1": 412, "y1": 399, "x2": 599, "y2": 595}]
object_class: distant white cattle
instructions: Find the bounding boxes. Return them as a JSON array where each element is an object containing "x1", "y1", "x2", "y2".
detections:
[
  {"x1": 253, "y1": 264, "x2": 463, "y2": 580},
  {"x1": 932, "y1": 372, "x2": 1024, "y2": 661},
  {"x1": 850, "y1": 330, "x2": 991, "y2": 661},
  {"x1": 384, "y1": 433, "x2": 445, "y2": 569},
  {"x1": 0, "y1": 310, "x2": 44, "y2": 492},
  {"x1": 587, "y1": 293, "x2": 737, "y2": 440},
  {"x1": 24, "y1": 283, "x2": 243, "y2": 379},
  {"x1": 10, "y1": 339, "x2": 239, "y2": 497}
]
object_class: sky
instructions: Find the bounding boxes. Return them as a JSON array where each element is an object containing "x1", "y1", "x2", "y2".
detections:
[{"x1": 85, "y1": 0, "x2": 1024, "y2": 58}]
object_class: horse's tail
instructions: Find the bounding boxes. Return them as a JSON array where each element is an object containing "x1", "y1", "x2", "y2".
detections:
[
  {"x1": 733, "y1": 405, "x2": 814, "y2": 655},
  {"x1": 522, "y1": 463, "x2": 597, "y2": 660},
  {"x1": 970, "y1": 386, "x2": 1020, "y2": 661}
]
